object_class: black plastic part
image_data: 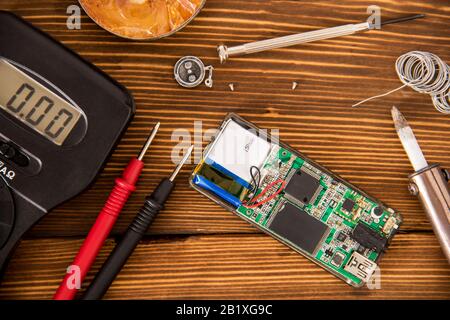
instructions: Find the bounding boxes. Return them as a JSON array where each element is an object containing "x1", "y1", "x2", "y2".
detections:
[
  {"x1": 351, "y1": 223, "x2": 387, "y2": 253},
  {"x1": 0, "y1": 177, "x2": 15, "y2": 249},
  {"x1": 336, "y1": 232, "x2": 347, "y2": 242},
  {"x1": 268, "y1": 202, "x2": 329, "y2": 255},
  {"x1": 82, "y1": 179, "x2": 174, "y2": 300},
  {"x1": 332, "y1": 252, "x2": 344, "y2": 266},
  {"x1": 0, "y1": 142, "x2": 29, "y2": 167},
  {"x1": 0, "y1": 11, "x2": 134, "y2": 275},
  {"x1": 284, "y1": 170, "x2": 320, "y2": 204},
  {"x1": 342, "y1": 198, "x2": 355, "y2": 212}
]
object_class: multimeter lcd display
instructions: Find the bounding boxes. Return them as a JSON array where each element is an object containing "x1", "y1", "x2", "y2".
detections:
[{"x1": 0, "y1": 59, "x2": 81, "y2": 145}]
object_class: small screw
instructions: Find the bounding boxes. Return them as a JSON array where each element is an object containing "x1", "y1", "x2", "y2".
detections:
[
  {"x1": 442, "y1": 169, "x2": 450, "y2": 182},
  {"x1": 292, "y1": 81, "x2": 298, "y2": 90},
  {"x1": 228, "y1": 83, "x2": 235, "y2": 91},
  {"x1": 408, "y1": 183, "x2": 419, "y2": 196}
]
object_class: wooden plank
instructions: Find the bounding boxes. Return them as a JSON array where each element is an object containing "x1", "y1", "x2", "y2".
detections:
[
  {"x1": 0, "y1": 0, "x2": 449, "y2": 301},
  {"x1": 1, "y1": 0, "x2": 448, "y2": 237},
  {"x1": 0, "y1": 233, "x2": 449, "y2": 300}
]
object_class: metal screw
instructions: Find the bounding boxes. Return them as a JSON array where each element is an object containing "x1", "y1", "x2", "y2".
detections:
[
  {"x1": 408, "y1": 183, "x2": 419, "y2": 196},
  {"x1": 204, "y1": 66, "x2": 214, "y2": 88},
  {"x1": 442, "y1": 168, "x2": 450, "y2": 182}
]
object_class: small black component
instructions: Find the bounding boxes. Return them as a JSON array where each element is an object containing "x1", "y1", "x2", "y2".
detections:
[
  {"x1": 373, "y1": 206, "x2": 383, "y2": 217},
  {"x1": 352, "y1": 223, "x2": 388, "y2": 253},
  {"x1": 325, "y1": 248, "x2": 333, "y2": 256},
  {"x1": 356, "y1": 245, "x2": 366, "y2": 254},
  {"x1": 331, "y1": 252, "x2": 345, "y2": 267},
  {"x1": 0, "y1": 177, "x2": 15, "y2": 249},
  {"x1": 336, "y1": 232, "x2": 347, "y2": 242},
  {"x1": 285, "y1": 169, "x2": 321, "y2": 204},
  {"x1": 342, "y1": 198, "x2": 355, "y2": 212},
  {"x1": 0, "y1": 142, "x2": 29, "y2": 167},
  {"x1": 342, "y1": 244, "x2": 348, "y2": 251},
  {"x1": 268, "y1": 202, "x2": 329, "y2": 255}
]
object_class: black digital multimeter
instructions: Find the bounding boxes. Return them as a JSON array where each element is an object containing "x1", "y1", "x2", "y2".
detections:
[{"x1": 0, "y1": 11, "x2": 135, "y2": 275}]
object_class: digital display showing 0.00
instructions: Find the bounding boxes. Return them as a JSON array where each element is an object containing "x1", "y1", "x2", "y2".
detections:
[{"x1": 0, "y1": 59, "x2": 81, "y2": 145}]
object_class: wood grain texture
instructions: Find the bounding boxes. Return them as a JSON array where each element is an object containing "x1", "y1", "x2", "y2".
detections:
[
  {"x1": 0, "y1": 234, "x2": 449, "y2": 300},
  {"x1": 0, "y1": 0, "x2": 449, "y2": 299}
]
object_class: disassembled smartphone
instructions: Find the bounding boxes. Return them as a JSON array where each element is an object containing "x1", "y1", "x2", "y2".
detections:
[{"x1": 190, "y1": 114, "x2": 402, "y2": 287}]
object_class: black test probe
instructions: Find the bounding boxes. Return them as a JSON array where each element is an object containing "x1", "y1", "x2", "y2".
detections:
[{"x1": 82, "y1": 145, "x2": 194, "y2": 299}]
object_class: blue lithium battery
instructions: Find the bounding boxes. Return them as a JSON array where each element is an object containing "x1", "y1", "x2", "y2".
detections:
[
  {"x1": 193, "y1": 175, "x2": 242, "y2": 208},
  {"x1": 204, "y1": 158, "x2": 251, "y2": 190}
]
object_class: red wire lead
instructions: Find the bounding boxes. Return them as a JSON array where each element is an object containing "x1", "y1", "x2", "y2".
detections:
[
  {"x1": 244, "y1": 179, "x2": 286, "y2": 209},
  {"x1": 53, "y1": 122, "x2": 160, "y2": 300}
]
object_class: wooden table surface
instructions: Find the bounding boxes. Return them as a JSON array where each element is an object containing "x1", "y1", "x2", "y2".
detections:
[{"x1": 0, "y1": 0, "x2": 449, "y2": 300}]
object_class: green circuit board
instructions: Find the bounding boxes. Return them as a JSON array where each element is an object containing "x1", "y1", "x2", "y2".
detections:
[
  {"x1": 235, "y1": 146, "x2": 402, "y2": 286},
  {"x1": 191, "y1": 116, "x2": 402, "y2": 287}
]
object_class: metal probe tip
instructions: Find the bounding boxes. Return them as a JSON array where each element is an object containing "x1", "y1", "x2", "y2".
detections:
[
  {"x1": 169, "y1": 145, "x2": 194, "y2": 182},
  {"x1": 138, "y1": 122, "x2": 161, "y2": 161},
  {"x1": 381, "y1": 14, "x2": 425, "y2": 26}
]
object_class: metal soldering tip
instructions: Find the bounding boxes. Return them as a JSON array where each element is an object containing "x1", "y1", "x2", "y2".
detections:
[
  {"x1": 138, "y1": 122, "x2": 161, "y2": 161},
  {"x1": 391, "y1": 106, "x2": 428, "y2": 171},
  {"x1": 391, "y1": 106, "x2": 409, "y2": 132},
  {"x1": 169, "y1": 145, "x2": 194, "y2": 182}
]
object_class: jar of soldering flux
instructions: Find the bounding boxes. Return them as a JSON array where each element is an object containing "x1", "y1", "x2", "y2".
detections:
[{"x1": 79, "y1": 0, "x2": 206, "y2": 40}]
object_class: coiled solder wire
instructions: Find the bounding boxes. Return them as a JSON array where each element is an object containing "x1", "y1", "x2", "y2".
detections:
[{"x1": 353, "y1": 51, "x2": 450, "y2": 114}]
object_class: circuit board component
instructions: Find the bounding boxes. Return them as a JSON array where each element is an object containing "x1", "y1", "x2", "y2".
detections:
[
  {"x1": 344, "y1": 252, "x2": 378, "y2": 282},
  {"x1": 190, "y1": 115, "x2": 402, "y2": 287},
  {"x1": 284, "y1": 169, "x2": 322, "y2": 206},
  {"x1": 268, "y1": 202, "x2": 330, "y2": 255}
]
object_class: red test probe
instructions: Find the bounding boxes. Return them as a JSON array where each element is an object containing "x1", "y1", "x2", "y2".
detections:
[{"x1": 53, "y1": 122, "x2": 160, "y2": 300}]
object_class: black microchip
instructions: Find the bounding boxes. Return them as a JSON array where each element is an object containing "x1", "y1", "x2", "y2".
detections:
[
  {"x1": 342, "y1": 198, "x2": 355, "y2": 212},
  {"x1": 285, "y1": 170, "x2": 320, "y2": 204},
  {"x1": 268, "y1": 202, "x2": 329, "y2": 255},
  {"x1": 336, "y1": 232, "x2": 347, "y2": 242},
  {"x1": 352, "y1": 223, "x2": 388, "y2": 253},
  {"x1": 332, "y1": 252, "x2": 345, "y2": 267}
]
